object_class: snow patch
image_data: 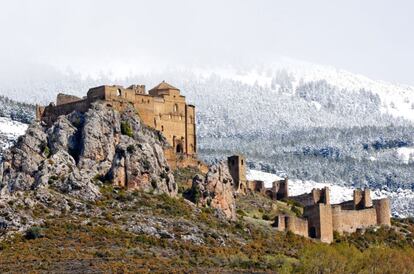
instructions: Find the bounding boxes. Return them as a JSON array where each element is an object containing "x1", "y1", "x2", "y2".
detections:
[{"x1": 396, "y1": 147, "x2": 414, "y2": 164}]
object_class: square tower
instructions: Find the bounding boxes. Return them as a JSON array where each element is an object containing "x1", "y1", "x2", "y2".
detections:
[{"x1": 227, "y1": 155, "x2": 247, "y2": 191}]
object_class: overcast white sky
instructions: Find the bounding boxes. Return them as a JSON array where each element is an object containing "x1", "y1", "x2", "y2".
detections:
[{"x1": 0, "y1": 0, "x2": 413, "y2": 84}]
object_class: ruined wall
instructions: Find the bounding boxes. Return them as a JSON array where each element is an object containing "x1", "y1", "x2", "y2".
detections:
[
  {"x1": 332, "y1": 205, "x2": 377, "y2": 234},
  {"x1": 41, "y1": 99, "x2": 91, "y2": 125},
  {"x1": 274, "y1": 215, "x2": 286, "y2": 231},
  {"x1": 272, "y1": 179, "x2": 289, "y2": 200},
  {"x1": 291, "y1": 187, "x2": 329, "y2": 207},
  {"x1": 246, "y1": 180, "x2": 265, "y2": 193},
  {"x1": 56, "y1": 93, "x2": 82, "y2": 106}
]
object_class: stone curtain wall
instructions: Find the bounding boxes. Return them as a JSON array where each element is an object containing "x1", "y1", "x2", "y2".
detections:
[
  {"x1": 332, "y1": 206, "x2": 377, "y2": 234},
  {"x1": 285, "y1": 216, "x2": 308, "y2": 237}
]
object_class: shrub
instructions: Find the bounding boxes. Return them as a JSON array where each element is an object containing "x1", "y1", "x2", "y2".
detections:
[
  {"x1": 121, "y1": 121, "x2": 133, "y2": 137},
  {"x1": 25, "y1": 226, "x2": 44, "y2": 240},
  {"x1": 237, "y1": 209, "x2": 247, "y2": 217},
  {"x1": 291, "y1": 206, "x2": 302, "y2": 217},
  {"x1": 262, "y1": 214, "x2": 271, "y2": 221},
  {"x1": 127, "y1": 144, "x2": 135, "y2": 153},
  {"x1": 42, "y1": 146, "x2": 50, "y2": 158}
]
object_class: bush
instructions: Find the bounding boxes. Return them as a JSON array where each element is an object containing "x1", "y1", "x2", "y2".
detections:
[
  {"x1": 25, "y1": 226, "x2": 44, "y2": 240},
  {"x1": 42, "y1": 146, "x2": 50, "y2": 158},
  {"x1": 127, "y1": 144, "x2": 135, "y2": 153},
  {"x1": 262, "y1": 214, "x2": 271, "y2": 221},
  {"x1": 291, "y1": 206, "x2": 302, "y2": 217},
  {"x1": 121, "y1": 121, "x2": 133, "y2": 137}
]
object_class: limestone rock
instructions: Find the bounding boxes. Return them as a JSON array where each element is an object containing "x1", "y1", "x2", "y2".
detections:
[
  {"x1": 0, "y1": 101, "x2": 177, "y2": 203},
  {"x1": 190, "y1": 161, "x2": 236, "y2": 220}
]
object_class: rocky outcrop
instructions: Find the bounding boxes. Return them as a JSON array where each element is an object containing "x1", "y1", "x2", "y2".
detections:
[
  {"x1": 190, "y1": 161, "x2": 236, "y2": 220},
  {"x1": 0, "y1": 102, "x2": 177, "y2": 226}
]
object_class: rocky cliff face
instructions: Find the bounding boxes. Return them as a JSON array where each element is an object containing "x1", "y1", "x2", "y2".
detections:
[
  {"x1": 0, "y1": 102, "x2": 177, "y2": 231},
  {"x1": 191, "y1": 161, "x2": 236, "y2": 220}
]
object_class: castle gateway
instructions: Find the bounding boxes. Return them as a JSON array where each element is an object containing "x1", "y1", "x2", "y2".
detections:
[{"x1": 36, "y1": 81, "x2": 197, "y2": 157}]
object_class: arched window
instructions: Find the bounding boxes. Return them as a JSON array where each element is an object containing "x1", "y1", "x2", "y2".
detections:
[
  {"x1": 116, "y1": 89, "x2": 121, "y2": 96},
  {"x1": 154, "y1": 118, "x2": 157, "y2": 127},
  {"x1": 161, "y1": 125, "x2": 164, "y2": 132},
  {"x1": 173, "y1": 104, "x2": 178, "y2": 112}
]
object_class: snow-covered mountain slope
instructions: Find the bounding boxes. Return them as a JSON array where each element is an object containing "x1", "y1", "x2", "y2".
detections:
[
  {"x1": 0, "y1": 60, "x2": 413, "y2": 215},
  {"x1": 192, "y1": 61, "x2": 414, "y2": 122},
  {"x1": 247, "y1": 169, "x2": 412, "y2": 218},
  {"x1": 0, "y1": 117, "x2": 28, "y2": 158}
]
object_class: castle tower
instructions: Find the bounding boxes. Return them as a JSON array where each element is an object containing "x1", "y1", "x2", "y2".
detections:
[
  {"x1": 353, "y1": 188, "x2": 373, "y2": 209},
  {"x1": 322, "y1": 187, "x2": 330, "y2": 205},
  {"x1": 227, "y1": 155, "x2": 247, "y2": 192},
  {"x1": 303, "y1": 203, "x2": 333, "y2": 243},
  {"x1": 311, "y1": 187, "x2": 330, "y2": 205},
  {"x1": 272, "y1": 178, "x2": 289, "y2": 200},
  {"x1": 375, "y1": 198, "x2": 391, "y2": 226}
]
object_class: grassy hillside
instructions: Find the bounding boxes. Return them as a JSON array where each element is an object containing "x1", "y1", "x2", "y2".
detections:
[{"x1": 0, "y1": 176, "x2": 413, "y2": 273}]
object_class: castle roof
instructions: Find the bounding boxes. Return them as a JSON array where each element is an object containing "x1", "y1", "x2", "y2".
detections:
[{"x1": 149, "y1": 81, "x2": 179, "y2": 92}]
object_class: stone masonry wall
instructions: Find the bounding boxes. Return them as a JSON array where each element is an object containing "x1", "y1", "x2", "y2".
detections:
[
  {"x1": 285, "y1": 215, "x2": 308, "y2": 238},
  {"x1": 332, "y1": 206, "x2": 377, "y2": 234}
]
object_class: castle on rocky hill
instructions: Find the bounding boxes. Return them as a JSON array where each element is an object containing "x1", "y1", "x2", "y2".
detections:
[
  {"x1": 35, "y1": 82, "x2": 392, "y2": 243},
  {"x1": 36, "y1": 82, "x2": 197, "y2": 169}
]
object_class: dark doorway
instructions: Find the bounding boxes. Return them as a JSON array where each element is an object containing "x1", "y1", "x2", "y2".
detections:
[
  {"x1": 176, "y1": 143, "x2": 184, "y2": 154},
  {"x1": 309, "y1": 227, "x2": 317, "y2": 238}
]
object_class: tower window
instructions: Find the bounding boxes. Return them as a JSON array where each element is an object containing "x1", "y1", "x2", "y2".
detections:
[
  {"x1": 241, "y1": 160, "x2": 244, "y2": 165},
  {"x1": 161, "y1": 125, "x2": 164, "y2": 132},
  {"x1": 116, "y1": 89, "x2": 121, "y2": 96},
  {"x1": 173, "y1": 104, "x2": 178, "y2": 112}
]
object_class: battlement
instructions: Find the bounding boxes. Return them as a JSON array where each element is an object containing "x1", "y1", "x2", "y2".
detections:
[
  {"x1": 290, "y1": 187, "x2": 330, "y2": 207},
  {"x1": 36, "y1": 82, "x2": 197, "y2": 168}
]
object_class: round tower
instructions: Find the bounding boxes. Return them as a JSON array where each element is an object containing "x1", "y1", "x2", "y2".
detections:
[{"x1": 375, "y1": 198, "x2": 391, "y2": 226}]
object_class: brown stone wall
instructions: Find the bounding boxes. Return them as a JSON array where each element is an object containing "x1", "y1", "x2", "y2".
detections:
[
  {"x1": 246, "y1": 180, "x2": 265, "y2": 193},
  {"x1": 56, "y1": 93, "x2": 82, "y2": 105},
  {"x1": 332, "y1": 205, "x2": 377, "y2": 234},
  {"x1": 41, "y1": 99, "x2": 91, "y2": 125},
  {"x1": 285, "y1": 216, "x2": 308, "y2": 238}
]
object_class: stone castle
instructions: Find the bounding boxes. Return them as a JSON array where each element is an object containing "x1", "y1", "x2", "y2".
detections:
[
  {"x1": 36, "y1": 82, "x2": 197, "y2": 169},
  {"x1": 36, "y1": 82, "x2": 391, "y2": 244},
  {"x1": 225, "y1": 154, "x2": 391, "y2": 243}
]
